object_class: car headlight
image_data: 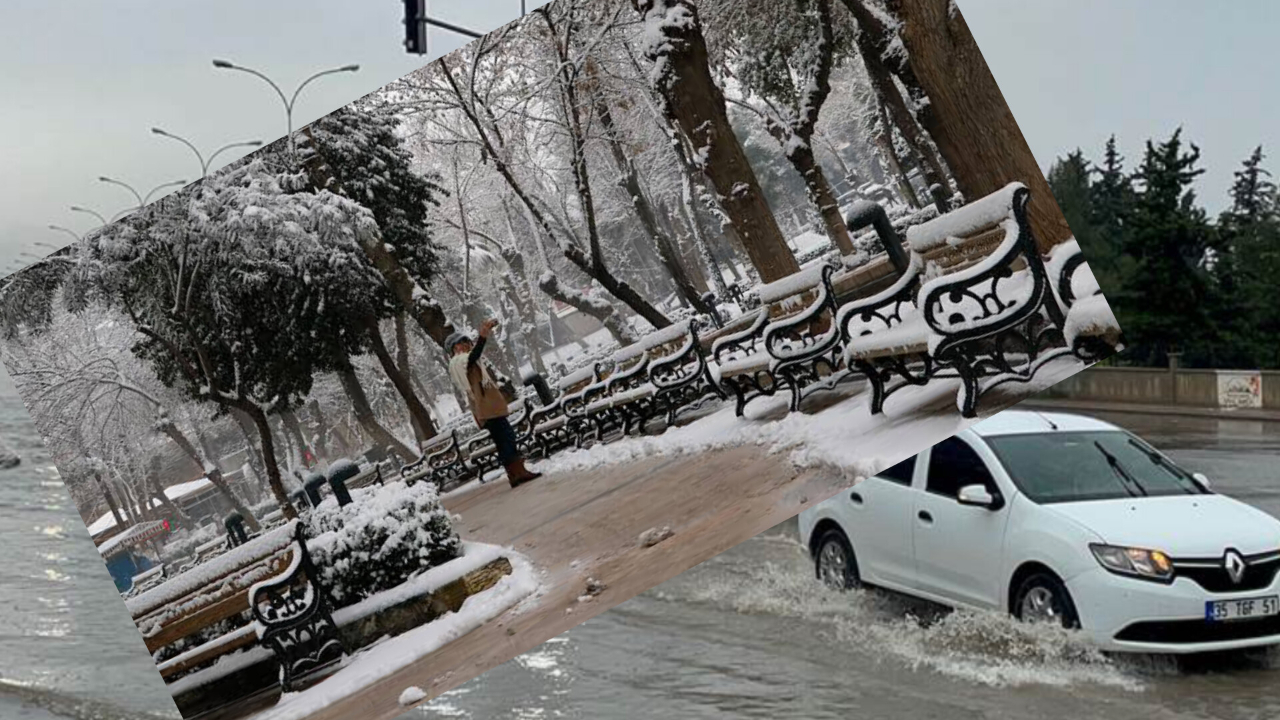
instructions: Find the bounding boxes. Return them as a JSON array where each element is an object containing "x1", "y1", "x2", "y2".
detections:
[{"x1": 1090, "y1": 544, "x2": 1174, "y2": 582}]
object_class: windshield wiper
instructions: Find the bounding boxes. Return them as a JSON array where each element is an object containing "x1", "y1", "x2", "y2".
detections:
[
  {"x1": 1126, "y1": 438, "x2": 1193, "y2": 481},
  {"x1": 1094, "y1": 441, "x2": 1148, "y2": 497}
]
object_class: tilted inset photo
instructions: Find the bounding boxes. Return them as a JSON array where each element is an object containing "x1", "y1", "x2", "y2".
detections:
[{"x1": 0, "y1": 1, "x2": 1119, "y2": 718}]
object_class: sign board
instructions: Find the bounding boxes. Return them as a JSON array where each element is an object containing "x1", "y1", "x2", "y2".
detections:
[{"x1": 1217, "y1": 370, "x2": 1263, "y2": 409}]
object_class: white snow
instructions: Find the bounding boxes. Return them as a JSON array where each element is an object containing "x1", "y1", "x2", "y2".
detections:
[
  {"x1": 537, "y1": 355, "x2": 1083, "y2": 484},
  {"x1": 756, "y1": 264, "x2": 829, "y2": 305},
  {"x1": 248, "y1": 549, "x2": 538, "y2": 720},
  {"x1": 126, "y1": 520, "x2": 297, "y2": 619},
  {"x1": 638, "y1": 319, "x2": 693, "y2": 351},
  {"x1": 1065, "y1": 294, "x2": 1121, "y2": 347},
  {"x1": 906, "y1": 182, "x2": 1025, "y2": 252},
  {"x1": 398, "y1": 686, "x2": 428, "y2": 706}
]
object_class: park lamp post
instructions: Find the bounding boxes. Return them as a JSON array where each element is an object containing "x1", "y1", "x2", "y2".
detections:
[
  {"x1": 69, "y1": 205, "x2": 107, "y2": 227},
  {"x1": 151, "y1": 128, "x2": 263, "y2": 178},
  {"x1": 98, "y1": 177, "x2": 189, "y2": 222},
  {"x1": 211, "y1": 60, "x2": 360, "y2": 157},
  {"x1": 47, "y1": 226, "x2": 83, "y2": 244}
]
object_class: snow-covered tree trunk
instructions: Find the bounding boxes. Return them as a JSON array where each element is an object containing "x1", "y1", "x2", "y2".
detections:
[
  {"x1": 157, "y1": 418, "x2": 260, "y2": 531},
  {"x1": 632, "y1": 0, "x2": 800, "y2": 283},
  {"x1": 594, "y1": 95, "x2": 717, "y2": 319},
  {"x1": 872, "y1": 105, "x2": 921, "y2": 208},
  {"x1": 883, "y1": 0, "x2": 1072, "y2": 250},
  {"x1": 843, "y1": 0, "x2": 951, "y2": 211},
  {"x1": 365, "y1": 315, "x2": 438, "y2": 445},
  {"x1": 538, "y1": 272, "x2": 638, "y2": 346},
  {"x1": 336, "y1": 364, "x2": 416, "y2": 463}
]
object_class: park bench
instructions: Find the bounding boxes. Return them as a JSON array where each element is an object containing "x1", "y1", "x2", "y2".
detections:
[
  {"x1": 838, "y1": 182, "x2": 1070, "y2": 417},
  {"x1": 130, "y1": 519, "x2": 345, "y2": 693},
  {"x1": 1046, "y1": 238, "x2": 1123, "y2": 361},
  {"x1": 713, "y1": 263, "x2": 856, "y2": 416},
  {"x1": 525, "y1": 363, "x2": 602, "y2": 457},
  {"x1": 575, "y1": 317, "x2": 722, "y2": 439}
]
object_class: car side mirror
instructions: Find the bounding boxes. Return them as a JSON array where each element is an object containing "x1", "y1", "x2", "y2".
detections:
[
  {"x1": 1193, "y1": 472, "x2": 1211, "y2": 489},
  {"x1": 957, "y1": 484, "x2": 1001, "y2": 510}
]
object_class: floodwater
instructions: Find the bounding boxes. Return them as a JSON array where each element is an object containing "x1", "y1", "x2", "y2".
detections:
[
  {"x1": 4, "y1": 397, "x2": 1280, "y2": 719},
  {"x1": 406, "y1": 409, "x2": 1280, "y2": 720},
  {"x1": 0, "y1": 393, "x2": 178, "y2": 720}
]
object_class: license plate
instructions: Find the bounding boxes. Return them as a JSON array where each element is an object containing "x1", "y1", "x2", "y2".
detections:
[{"x1": 1205, "y1": 596, "x2": 1280, "y2": 622}]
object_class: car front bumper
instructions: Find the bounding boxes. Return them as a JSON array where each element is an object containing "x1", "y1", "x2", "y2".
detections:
[{"x1": 1068, "y1": 567, "x2": 1280, "y2": 654}]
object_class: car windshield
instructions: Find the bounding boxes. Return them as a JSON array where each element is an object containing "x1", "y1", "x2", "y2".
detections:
[{"x1": 985, "y1": 430, "x2": 1207, "y2": 504}]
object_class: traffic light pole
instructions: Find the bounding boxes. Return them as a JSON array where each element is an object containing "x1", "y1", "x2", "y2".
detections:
[{"x1": 404, "y1": 0, "x2": 528, "y2": 56}]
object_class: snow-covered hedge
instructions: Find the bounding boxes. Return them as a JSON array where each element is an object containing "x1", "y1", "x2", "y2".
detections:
[{"x1": 306, "y1": 480, "x2": 461, "y2": 608}]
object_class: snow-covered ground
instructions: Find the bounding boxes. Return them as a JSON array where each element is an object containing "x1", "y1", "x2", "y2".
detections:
[{"x1": 536, "y1": 357, "x2": 1088, "y2": 483}]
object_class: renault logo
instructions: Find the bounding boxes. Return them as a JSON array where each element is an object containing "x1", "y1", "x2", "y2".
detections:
[{"x1": 1224, "y1": 550, "x2": 1248, "y2": 585}]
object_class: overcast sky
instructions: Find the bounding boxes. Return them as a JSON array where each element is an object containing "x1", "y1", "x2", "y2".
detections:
[{"x1": 1, "y1": 0, "x2": 1277, "y2": 272}]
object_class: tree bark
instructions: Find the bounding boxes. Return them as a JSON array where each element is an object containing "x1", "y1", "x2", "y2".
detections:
[
  {"x1": 844, "y1": 0, "x2": 952, "y2": 211},
  {"x1": 633, "y1": 0, "x2": 800, "y2": 283},
  {"x1": 157, "y1": 419, "x2": 260, "y2": 531},
  {"x1": 366, "y1": 315, "x2": 438, "y2": 447},
  {"x1": 538, "y1": 273, "x2": 637, "y2": 346},
  {"x1": 883, "y1": 0, "x2": 1072, "y2": 250},
  {"x1": 244, "y1": 405, "x2": 296, "y2": 520},
  {"x1": 280, "y1": 409, "x2": 312, "y2": 465},
  {"x1": 336, "y1": 364, "x2": 416, "y2": 462},
  {"x1": 231, "y1": 409, "x2": 268, "y2": 497},
  {"x1": 873, "y1": 105, "x2": 921, "y2": 208},
  {"x1": 97, "y1": 473, "x2": 126, "y2": 529},
  {"x1": 306, "y1": 399, "x2": 332, "y2": 460},
  {"x1": 594, "y1": 96, "x2": 718, "y2": 318}
]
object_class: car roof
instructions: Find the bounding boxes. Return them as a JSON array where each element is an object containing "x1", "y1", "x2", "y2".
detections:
[{"x1": 967, "y1": 409, "x2": 1120, "y2": 438}]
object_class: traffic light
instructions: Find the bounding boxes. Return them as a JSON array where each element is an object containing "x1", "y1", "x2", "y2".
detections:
[{"x1": 404, "y1": 0, "x2": 428, "y2": 55}]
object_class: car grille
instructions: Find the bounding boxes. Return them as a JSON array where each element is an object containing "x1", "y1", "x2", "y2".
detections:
[
  {"x1": 1116, "y1": 615, "x2": 1280, "y2": 645},
  {"x1": 1172, "y1": 552, "x2": 1280, "y2": 593}
]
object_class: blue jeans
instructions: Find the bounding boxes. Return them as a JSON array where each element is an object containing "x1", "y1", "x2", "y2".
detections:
[{"x1": 483, "y1": 416, "x2": 520, "y2": 466}]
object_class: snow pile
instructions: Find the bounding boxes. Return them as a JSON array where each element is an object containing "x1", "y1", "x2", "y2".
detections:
[
  {"x1": 398, "y1": 686, "x2": 427, "y2": 706},
  {"x1": 906, "y1": 182, "x2": 1024, "y2": 252},
  {"x1": 537, "y1": 380, "x2": 993, "y2": 482},
  {"x1": 250, "y1": 549, "x2": 539, "y2": 720},
  {"x1": 306, "y1": 481, "x2": 461, "y2": 608},
  {"x1": 1065, "y1": 295, "x2": 1121, "y2": 347}
]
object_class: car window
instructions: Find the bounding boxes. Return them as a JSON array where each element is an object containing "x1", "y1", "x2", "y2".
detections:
[
  {"x1": 926, "y1": 437, "x2": 994, "y2": 499},
  {"x1": 985, "y1": 431, "x2": 1206, "y2": 504},
  {"x1": 876, "y1": 456, "x2": 916, "y2": 486}
]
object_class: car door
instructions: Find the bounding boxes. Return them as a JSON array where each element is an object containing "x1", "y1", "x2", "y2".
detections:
[
  {"x1": 911, "y1": 435, "x2": 1012, "y2": 609},
  {"x1": 843, "y1": 455, "x2": 919, "y2": 588}
]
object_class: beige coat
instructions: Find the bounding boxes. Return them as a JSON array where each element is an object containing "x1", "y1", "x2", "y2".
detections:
[{"x1": 449, "y1": 352, "x2": 509, "y2": 424}]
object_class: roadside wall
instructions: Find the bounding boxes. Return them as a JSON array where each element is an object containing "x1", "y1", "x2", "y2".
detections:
[{"x1": 1040, "y1": 365, "x2": 1280, "y2": 411}]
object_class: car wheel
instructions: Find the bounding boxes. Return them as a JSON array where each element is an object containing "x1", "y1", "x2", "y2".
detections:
[
  {"x1": 814, "y1": 529, "x2": 861, "y2": 591},
  {"x1": 1012, "y1": 572, "x2": 1080, "y2": 629}
]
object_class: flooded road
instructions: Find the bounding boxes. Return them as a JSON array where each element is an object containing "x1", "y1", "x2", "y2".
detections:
[{"x1": 407, "y1": 409, "x2": 1280, "y2": 720}]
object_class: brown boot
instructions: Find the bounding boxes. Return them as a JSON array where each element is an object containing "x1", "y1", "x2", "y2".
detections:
[{"x1": 506, "y1": 458, "x2": 543, "y2": 488}]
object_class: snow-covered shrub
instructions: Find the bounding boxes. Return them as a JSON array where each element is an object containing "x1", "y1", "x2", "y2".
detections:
[{"x1": 306, "y1": 480, "x2": 461, "y2": 608}]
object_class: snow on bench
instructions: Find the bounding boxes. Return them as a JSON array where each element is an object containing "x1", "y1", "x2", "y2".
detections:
[
  {"x1": 1046, "y1": 239, "x2": 1122, "y2": 359},
  {"x1": 756, "y1": 264, "x2": 829, "y2": 305},
  {"x1": 128, "y1": 520, "x2": 298, "y2": 621},
  {"x1": 906, "y1": 182, "x2": 1025, "y2": 253}
]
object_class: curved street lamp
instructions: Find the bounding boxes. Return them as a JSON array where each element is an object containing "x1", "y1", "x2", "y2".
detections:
[
  {"x1": 46, "y1": 226, "x2": 83, "y2": 244},
  {"x1": 151, "y1": 128, "x2": 263, "y2": 178},
  {"x1": 70, "y1": 206, "x2": 108, "y2": 227},
  {"x1": 98, "y1": 177, "x2": 189, "y2": 222},
  {"x1": 212, "y1": 60, "x2": 360, "y2": 155}
]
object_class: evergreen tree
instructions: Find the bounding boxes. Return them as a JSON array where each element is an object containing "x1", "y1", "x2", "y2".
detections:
[
  {"x1": 1047, "y1": 150, "x2": 1095, "y2": 244},
  {"x1": 1120, "y1": 129, "x2": 1213, "y2": 366},
  {"x1": 1218, "y1": 146, "x2": 1280, "y2": 366}
]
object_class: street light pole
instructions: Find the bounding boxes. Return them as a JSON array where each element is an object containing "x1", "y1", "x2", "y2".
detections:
[
  {"x1": 98, "y1": 177, "x2": 189, "y2": 222},
  {"x1": 46, "y1": 226, "x2": 82, "y2": 244},
  {"x1": 212, "y1": 60, "x2": 360, "y2": 157},
  {"x1": 151, "y1": 128, "x2": 263, "y2": 178},
  {"x1": 70, "y1": 206, "x2": 108, "y2": 227}
]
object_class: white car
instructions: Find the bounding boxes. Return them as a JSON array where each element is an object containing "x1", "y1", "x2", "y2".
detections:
[{"x1": 799, "y1": 410, "x2": 1280, "y2": 654}]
